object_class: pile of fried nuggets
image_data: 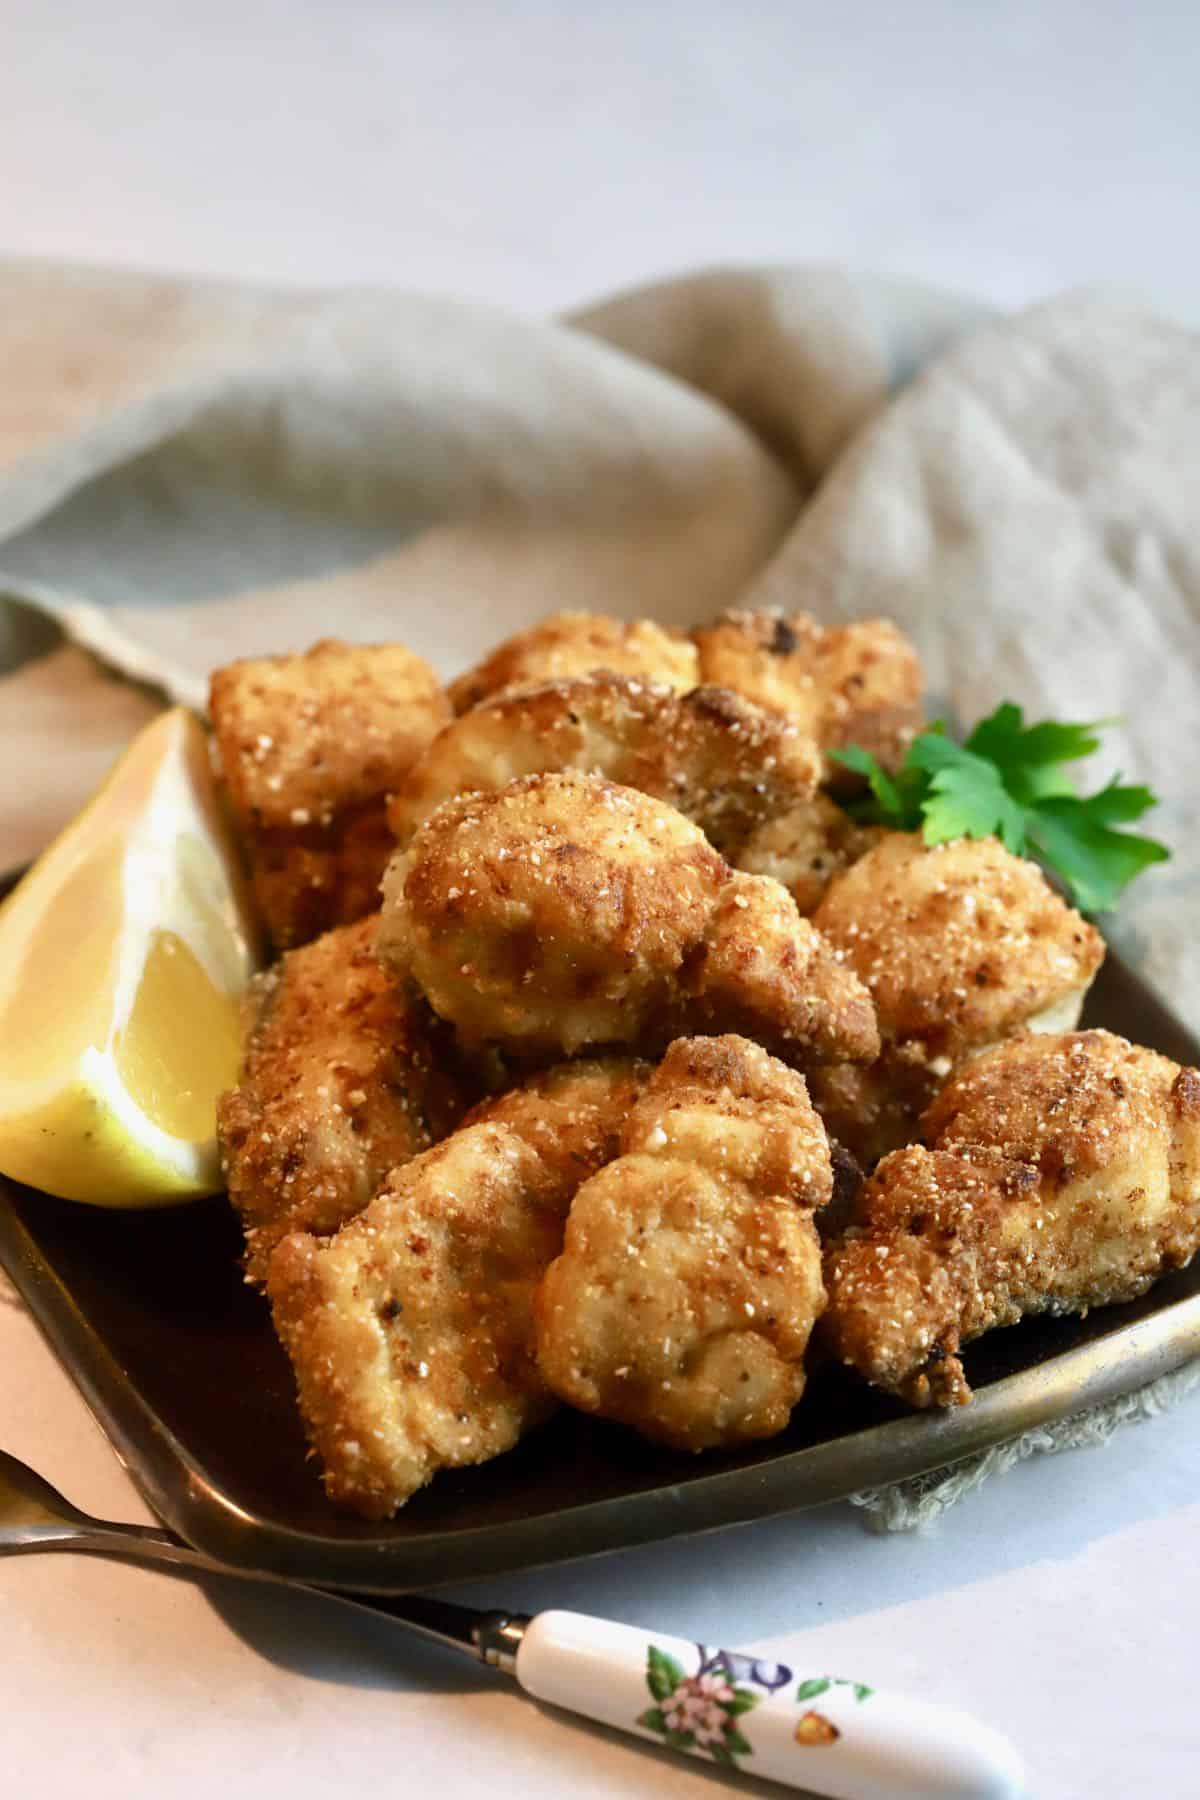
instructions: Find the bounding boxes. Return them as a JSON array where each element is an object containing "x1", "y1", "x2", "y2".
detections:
[{"x1": 211, "y1": 611, "x2": 1200, "y2": 1518}]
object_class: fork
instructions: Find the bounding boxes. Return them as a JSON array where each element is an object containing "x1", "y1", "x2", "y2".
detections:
[{"x1": 1, "y1": 1447, "x2": 1023, "y2": 1798}]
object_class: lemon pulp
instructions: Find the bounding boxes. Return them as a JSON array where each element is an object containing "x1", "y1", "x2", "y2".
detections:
[
  {"x1": 0, "y1": 708, "x2": 262, "y2": 1206},
  {"x1": 114, "y1": 931, "x2": 243, "y2": 1144}
]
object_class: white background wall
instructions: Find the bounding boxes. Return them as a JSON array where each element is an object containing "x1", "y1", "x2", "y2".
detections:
[{"x1": 4, "y1": 0, "x2": 1198, "y2": 318}]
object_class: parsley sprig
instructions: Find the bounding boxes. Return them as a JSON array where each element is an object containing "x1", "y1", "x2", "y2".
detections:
[{"x1": 831, "y1": 703, "x2": 1169, "y2": 915}]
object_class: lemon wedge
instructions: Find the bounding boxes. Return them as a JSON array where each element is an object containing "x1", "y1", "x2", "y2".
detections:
[{"x1": 0, "y1": 708, "x2": 262, "y2": 1206}]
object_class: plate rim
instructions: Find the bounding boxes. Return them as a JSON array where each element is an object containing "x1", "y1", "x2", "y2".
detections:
[{"x1": 4, "y1": 1178, "x2": 1200, "y2": 1592}]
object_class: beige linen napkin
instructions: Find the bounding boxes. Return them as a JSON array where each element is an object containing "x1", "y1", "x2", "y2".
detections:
[
  {"x1": 1, "y1": 257, "x2": 1196, "y2": 1524},
  {"x1": 0, "y1": 258, "x2": 977, "y2": 853}
]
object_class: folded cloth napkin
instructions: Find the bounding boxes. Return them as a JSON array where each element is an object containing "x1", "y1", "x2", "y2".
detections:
[{"x1": 2, "y1": 256, "x2": 1197, "y2": 1525}]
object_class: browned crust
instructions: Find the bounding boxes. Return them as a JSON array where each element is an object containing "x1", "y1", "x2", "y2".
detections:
[
  {"x1": 535, "y1": 1035, "x2": 831, "y2": 1449},
  {"x1": 735, "y1": 794, "x2": 883, "y2": 914},
  {"x1": 380, "y1": 771, "x2": 878, "y2": 1068},
  {"x1": 217, "y1": 914, "x2": 473, "y2": 1282},
  {"x1": 448, "y1": 612, "x2": 699, "y2": 713},
  {"x1": 389, "y1": 671, "x2": 821, "y2": 855},
  {"x1": 812, "y1": 831, "x2": 1105, "y2": 1059},
  {"x1": 821, "y1": 1031, "x2": 1200, "y2": 1408},
  {"x1": 692, "y1": 610, "x2": 923, "y2": 788},
  {"x1": 209, "y1": 639, "x2": 449, "y2": 948},
  {"x1": 463, "y1": 1054, "x2": 651, "y2": 1183},
  {"x1": 266, "y1": 1057, "x2": 650, "y2": 1516}
]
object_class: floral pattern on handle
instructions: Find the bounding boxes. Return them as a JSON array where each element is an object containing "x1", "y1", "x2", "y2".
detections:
[
  {"x1": 636, "y1": 1645, "x2": 761, "y2": 1769},
  {"x1": 796, "y1": 1675, "x2": 875, "y2": 1705},
  {"x1": 635, "y1": 1648, "x2": 879, "y2": 1768}
]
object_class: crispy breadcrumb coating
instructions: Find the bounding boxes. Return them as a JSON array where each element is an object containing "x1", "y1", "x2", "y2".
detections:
[
  {"x1": 808, "y1": 832, "x2": 1104, "y2": 1167},
  {"x1": 822, "y1": 1031, "x2": 1200, "y2": 1407},
  {"x1": 463, "y1": 1055, "x2": 650, "y2": 1174},
  {"x1": 813, "y1": 832, "x2": 1104, "y2": 1062},
  {"x1": 379, "y1": 771, "x2": 879, "y2": 1067},
  {"x1": 389, "y1": 672, "x2": 820, "y2": 856},
  {"x1": 535, "y1": 1036, "x2": 831, "y2": 1450},
  {"x1": 448, "y1": 611, "x2": 699, "y2": 713},
  {"x1": 209, "y1": 639, "x2": 448, "y2": 949},
  {"x1": 735, "y1": 794, "x2": 881, "y2": 914},
  {"x1": 267, "y1": 1056, "x2": 647, "y2": 1516},
  {"x1": 692, "y1": 610, "x2": 923, "y2": 788},
  {"x1": 217, "y1": 916, "x2": 472, "y2": 1283}
]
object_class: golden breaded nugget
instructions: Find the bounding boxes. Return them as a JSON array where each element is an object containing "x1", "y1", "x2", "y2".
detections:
[
  {"x1": 390, "y1": 672, "x2": 820, "y2": 856},
  {"x1": 267, "y1": 1056, "x2": 646, "y2": 1516},
  {"x1": 693, "y1": 610, "x2": 923, "y2": 788},
  {"x1": 812, "y1": 832, "x2": 1105, "y2": 1062},
  {"x1": 535, "y1": 1036, "x2": 831, "y2": 1450},
  {"x1": 735, "y1": 793, "x2": 881, "y2": 914},
  {"x1": 218, "y1": 915, "x2": 472, "y2": 1283},
  {"x1": 808, "y1": 832, "x2": 1103, "y2": 1166},
  {"x1": 464, "y1": 1054, "x2": 650, "y2": 1179},
  {"x1": 209, "y1": 639, "x2": 448, "y2": 949},
  {"x1": 448, "y1": 611, "x2": 698, "y2": 713},
  {"x1": 822, "y1": 1031, "x2": 1200, "y2": 1407},
  {"x1": 379, "y1": 772, "x2": 878, "y2": 1067}
]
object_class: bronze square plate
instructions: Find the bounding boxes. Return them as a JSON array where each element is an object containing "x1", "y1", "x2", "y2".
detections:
[{"x1": 3, "y1": 910, "x2": 1199, "y2": 1592}]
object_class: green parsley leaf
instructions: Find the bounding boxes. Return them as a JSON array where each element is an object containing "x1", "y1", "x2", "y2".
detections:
[
  {"x1": 828, "y1": 746, "x2": 927, "y2": 831},
  {"x1": 963, "y1": 702, "x2": 1125, "y2": 807},
  {"x1": 1027, "y1": 798, "x2": 1169, "y2": 914},
  {"x1": 829, "y1": 746, "x2": 904, "y2": 823},
  {"x1": 836, "y1": 703, "x2": 1168, "y2": 914},
  {"x1": 907, "y1": 734, "x2": 1027, "y2": 854}
]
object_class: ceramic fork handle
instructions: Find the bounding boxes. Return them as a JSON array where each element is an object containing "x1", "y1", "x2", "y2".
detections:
[{"x1": 513, "y1": 1611, "x2": 1026, "y2": 1799}]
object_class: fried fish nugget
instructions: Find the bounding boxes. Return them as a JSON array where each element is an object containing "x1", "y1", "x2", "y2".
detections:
[
  {"x1": 210, "y1": 639, "x2": 449, "y2": 949},
  {"x1": 693, "y1": 610, "x2": 923, "y2": 788},
  {"x1": 447, "y1": 611, "x2": 699, "y2": 713},
  {"x1": 267, "y1": 1056, "x2": 646, "y2": 1516},
  {"x1": 535, "y1": 1036, "x2": 831, "y2": 1450},
  {"x1": 389, "y1": 672, "x2": 820, "y2": 855},
  {"x1": 735, "y1": 793, "x2": 881, "y2": 914},
  {"x1": 822, "y1": 1031, "x2": 1200, "y2": 1407},
  {"x1": 379, "y1": 772, "x2": 878, "y2": 1067},
  {"x1": 218, "y1": 916, "x2": 472, "y2": 1283}
]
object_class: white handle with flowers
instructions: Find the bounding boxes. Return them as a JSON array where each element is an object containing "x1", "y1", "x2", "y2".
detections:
[{"x1": 511, "y1": 1610, "x2": 1025, "y2": 1798}]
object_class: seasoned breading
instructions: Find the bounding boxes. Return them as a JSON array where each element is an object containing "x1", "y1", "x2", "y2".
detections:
[
  {"x1": 692, "y1": 610, "x2": 923, "y2": 788},
  {"x1": 209, "y1": 639, "x2": 449, "y2": 949},
  {"x1": 735, "y1": 794, "x2": 881, "y2": 914},
  {"x1": 389, "y1": 672, "x2": 820, "y2": 856},
  {"x1": 464, "y1": 1054, "x2": 650, "y2": 1177},
  {"x1": 535, "y1": 1036, "x2": 831, "y2": 1450},
  {"x1": 810, "y1": 832, "x2": 1110, "y2": 1156},
  {"x1": 808, "y1": 833, "x2": 1104, "y2": 1166},
  {"x1": 822, "y1": 1031, "x2": 1200, "y2": 1407},
  {"x1": 379, "y1": 771, "x2": 879, "y2": 1067},
  {"x1": 448, "y1": 611, "x2": 699, "y2": 714},
  {"x1": 813, "y1": 832, "x2": 1105, "y2": 1061},
  {"x1": 267, "y1": 1056, "x2": 646, "y2": 1516},
  {"x1": 218, "y1": 915, "x2": 472, "y2": 1283},
  {"x1": 686, "y1": 868, "x2": 880, "y2": 1065}
]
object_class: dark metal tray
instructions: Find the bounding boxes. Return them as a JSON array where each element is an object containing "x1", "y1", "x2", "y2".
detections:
[{"x1": 3, "y1": 938, "x2": 1199, "y2": 1593}]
